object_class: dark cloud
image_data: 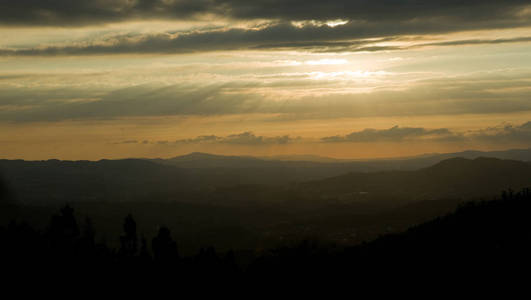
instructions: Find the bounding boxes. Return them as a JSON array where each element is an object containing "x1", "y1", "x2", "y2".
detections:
[
  {"x1": 471, "y1": 122, "x2": 531, "y2": 144},
  {"x1": 113, "y1": 140, "x2": 139, "y2": 144},
  {"x1": 1, "y1": 1, "x2": 530, "y2": 55},
  {"x1": 1, "y1": 0, "x2": 529, "y2": 26},
  {"x1": 320, "y1": 122, "x2": 531, "y2": 146},
  {"x1": 412, "y1": 36, "x2": 531, "y2": 48},
  {"x1": 174, "y1": 132, "x2": 296, "y2": 145},
  {"x1": 175, "y1": 135, "x2": 220, "y2": 144},
  {"x1": 0, "y1": 0, "x2": 221, "y2": 26},
  {"x1": 0, "y1": 22, "x2": 410, "y2": 56},
  {"x1": 222, "y1": 132, "x2": 293, "y2": 145},
  {"x1": 321, "y1": 126, "x2": 459, "y2": 143},
  {"x1": 3, "y1": 22, "x2": 531, "y2": 56},
  {"x1": 0, "y1": 25, "x2": 400, "y2": 55},
  {"x1": 123, "y1": 122, "x2": 531, "y2": 147},
  {"x1": 220, "y1": 0, "x2": 530, "y2": 24}
]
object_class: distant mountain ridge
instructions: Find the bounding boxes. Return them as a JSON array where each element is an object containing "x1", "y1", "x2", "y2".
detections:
[
  {"x1": 300, "y1": 157, "x2": 531, "y2": 203},
  {"x1": 0, "y1": 159, "x2": 198, "y2": 204},
  {"x1": 153, "y1": 147, "x2": 531, "y2": 170},
  {"x1": 154, "y1": 152, "x2": 267, "y2": 168},
  {"x1": 1, "y1": 150, "x2": 530, "y2": 205}
]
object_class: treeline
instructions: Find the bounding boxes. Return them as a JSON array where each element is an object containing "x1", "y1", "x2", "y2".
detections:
[
  {"x1": 0, "y1": 205, "x2": 240, "y2": 279},
  {"x1": 1, "y1": 189, "x2": 530, "y2": 279}
]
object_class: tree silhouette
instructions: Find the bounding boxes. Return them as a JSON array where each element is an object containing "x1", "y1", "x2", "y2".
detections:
[
  {"x1": 139, "y1": 236, "x2": 150, "y2": 260},
  {"x1": 48, "y1": 206, "x2": 79, "y2": 242},
  {"x1": 119, "y1": 214, "x2": 138, "y2": 257},
  {"x1": 0, "y1": 188, "x2": 529, "y2": 279},
  {"x1": 80, "y1": 217, "x2": 96, "y2": 254},
  {"x1": 151, "y1": 226, "x2": 178, "y2": 263},
  {"x1": 0, "y1": 176, "x2": 12, "y2": 206}
]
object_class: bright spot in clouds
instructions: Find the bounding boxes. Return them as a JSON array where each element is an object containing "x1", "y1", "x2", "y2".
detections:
[
  {"x1": 326, "y1": 19, "x2": 349, "y2": 27},
  {"x1": 308, "y1": 70, "x2": 389, "y2": 80},
  {"x1": 291, "y1": 19, "x2": 349, "y2": 28},
  {"x1": 305, "y1": 59, "x2": 348, "y2": 65}
]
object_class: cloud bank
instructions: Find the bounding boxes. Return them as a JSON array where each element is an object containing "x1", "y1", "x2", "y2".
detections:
[
  {"x1": 1, "y1": 0, "x2": 529, "y2": 27},
  {"x1": 116, "y1": 122, "x2": 531, "y2": 147},
  {"x1": 321, "y1": 122, "x2": 531, "y2": 145},
  {"x1": 321, "y1": 126, "x2": 457, "y2": 142},
  {"x1": 174, "y1": 132, "x2": 295, "y2": 145},
  {"x1": 1, "y1": 1, "x2": 530, "y2": 55},
  {"x1": 471, "y1": 122, "x2": 531, "y2": 144}
]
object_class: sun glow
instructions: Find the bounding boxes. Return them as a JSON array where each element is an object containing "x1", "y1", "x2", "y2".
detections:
[
  {"x1": 305, "y1": 59, "x2": 348, "y2": 65},
  {"x1": 326, "y1": 19, "x2": 349, "y2": 27}
]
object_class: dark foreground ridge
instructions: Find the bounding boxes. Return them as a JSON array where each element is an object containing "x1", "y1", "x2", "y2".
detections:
[{"x1": 1, "y1": 189, "x2": 530, "y2": 281}]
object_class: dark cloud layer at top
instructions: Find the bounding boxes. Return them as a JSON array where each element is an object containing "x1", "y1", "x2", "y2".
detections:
[
  {"x1": 0, "y1": 0, "x2": 529, "y2": 27},
  {"x1": 1, "y1": 1, "x2": 530, "y2": 56},
  {"x1": 0, "y1": 0, "x2": 220, "y2": 26}
]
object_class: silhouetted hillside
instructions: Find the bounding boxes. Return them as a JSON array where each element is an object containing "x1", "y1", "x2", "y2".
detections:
[
  {"x1": 248, "y1": 189, "x2": 531, "y2": 279},
  {"x1": 1, "y1": 189, "x2": 529, "y2": 280}
]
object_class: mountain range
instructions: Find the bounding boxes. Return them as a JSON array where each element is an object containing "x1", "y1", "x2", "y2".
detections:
[{"x1": 1, "y1": 148, "x2": 530, "y2": 206}]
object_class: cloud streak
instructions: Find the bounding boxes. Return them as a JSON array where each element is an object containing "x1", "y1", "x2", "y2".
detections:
[
  {"x1": 121, "y1": 122, "x2": 531, "y2": 147},
  {"x1": 470, "y1": 122, "x2": 531, "y2": 144},
  {"x1": 321, "y1": 126, "x2": 459, "y2": 143},
  {"x1": 174, "y1": 132, "x2": 296, "y2": 145},
  {"x1": 2, "y1": 71, "x2": 531, "y2": 123},
  {"x1": 320, "y1": 122, "x2": 531, "y2": 145},
  {"x1": 1, "y1": 1, "x2": 531, "y2": 56},
  {"x1": 1, "y1": 0, "x2": 529, "y2": 27},
  {"x1": 3, "y1": 24, "x2": 531, "y2": 56}
]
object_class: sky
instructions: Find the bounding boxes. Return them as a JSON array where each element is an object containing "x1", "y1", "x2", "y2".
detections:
[{"x1": 1, "y1": 0, "x2": 531, "y2": 160}]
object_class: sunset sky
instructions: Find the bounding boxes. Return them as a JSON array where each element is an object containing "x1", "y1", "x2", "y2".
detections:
[{"x1": 1, "y1": 0, "x2": 531, "y2": 160}]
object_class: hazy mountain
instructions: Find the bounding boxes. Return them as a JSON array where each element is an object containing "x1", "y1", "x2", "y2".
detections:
[
  {"x1": 259, "y1": 154, "x2": 350, "y2": 163},
  {"x1": 153, "y1": 148, "x2": 531, "y2": 171},
  {"x1": 151, "y1": 152, "x2": 383, "y2": 184},
  {"x1": 382, "y1": 148, "x2": 531, "y2": 170},
  {"x1": 148, "y1": 148, "x2": 531, "y2": 186},
  {"x1": 154, "y1": 152, "x2": 265, "y2": 169},
  {"x1": 433, "y1": 148, "x2": 531, "y2": 162},
  {"x1": 2, "y1": 151, "x2": 530, "y2": 206},
  {"x1": 0, "y1": 159, "x2": 201, "y2": 205},
  {"x1": 301, "y1": 157, "x2": 531, "y2": 203}
]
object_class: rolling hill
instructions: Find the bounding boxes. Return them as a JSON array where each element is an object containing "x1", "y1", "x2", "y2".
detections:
[
  {"x1": 300, "y1": 157, "x2": 531, "y2": 203},
  {"x1": 1, "y1": 151, "x2": 530, "y2": 206}
]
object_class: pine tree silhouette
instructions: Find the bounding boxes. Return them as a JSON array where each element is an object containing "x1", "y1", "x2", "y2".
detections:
[
  {"x1": 119, "y1": 214, "x2": 138, "y2": 257},
  {"x1": 152, "y1": 226, "x2": 178, "y2": 263}
]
